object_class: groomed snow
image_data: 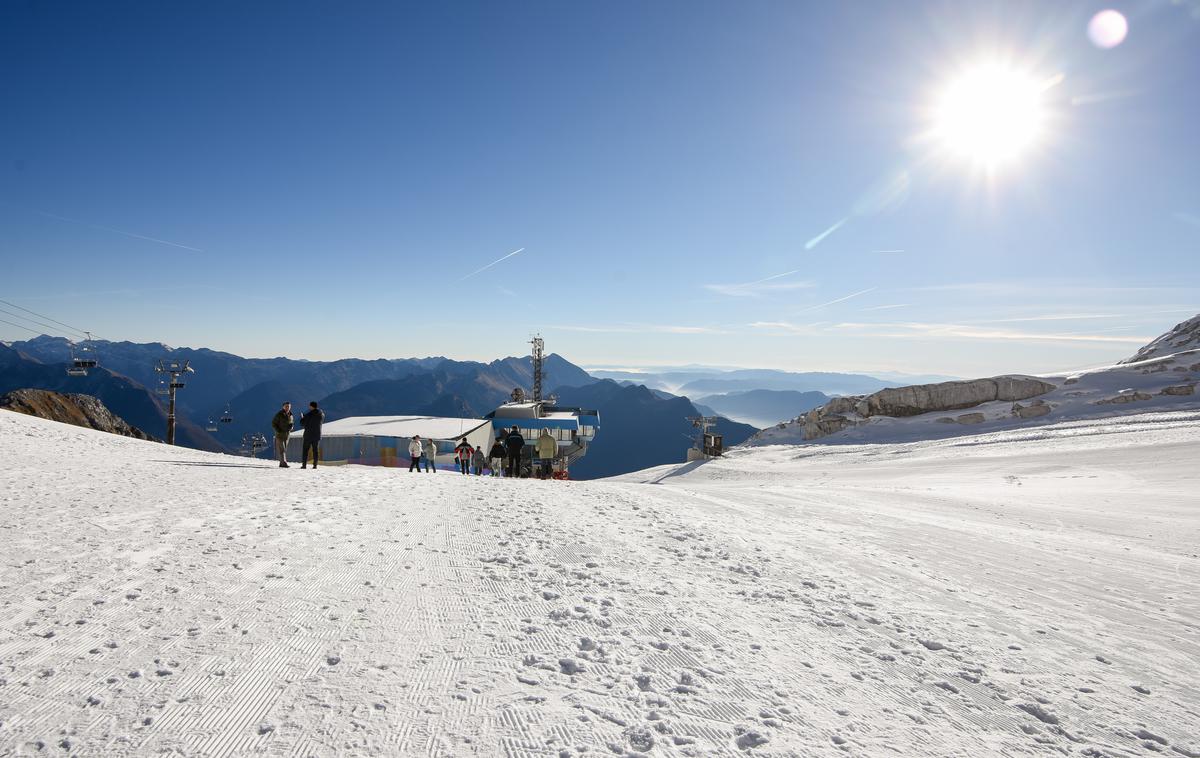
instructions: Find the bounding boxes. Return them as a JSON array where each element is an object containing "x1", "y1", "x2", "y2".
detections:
[{"x1": 1, "y1": 408, "x2": 1197, "y2": 756}]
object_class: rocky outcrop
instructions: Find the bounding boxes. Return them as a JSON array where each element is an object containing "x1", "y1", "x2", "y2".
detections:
[
  {"x1": 1121, "y1": 313, "x2": 1200, "y2": 363},
  {"x1": 799, "y1": 375, "x2": 1056, "y2": 440},
  {"x1": 0, "y1": 389, "x2": 157, "y2": 441},
  {"x1": 1095, "y1": 391, "x2": 1153, "y2": 406},
  {"x1": 1160, "y1": 384, "x2": 1196, "y2": 396},
  {"x1": 1012, "y1": 400, "x2": 1051, "y2": 419},
  {"x1": 856, "y1": 376, "x2": 1055, "y2": 418}
]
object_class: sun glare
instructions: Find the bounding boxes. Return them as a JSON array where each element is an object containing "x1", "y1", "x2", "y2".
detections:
[{"x1": 933, "y1": 64, "x2": 1047, "y2": 168}]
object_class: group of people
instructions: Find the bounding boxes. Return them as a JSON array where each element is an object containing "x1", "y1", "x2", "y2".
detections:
[
  {"x1": 269, "y1": 401, "x2": 559, "y2": 479},
  {"x1": 406, "y1": 425, "x2": 557, "y2": 478},
  {"x1": 271, "y1": 400, "x2": 323, "y2": 469}
]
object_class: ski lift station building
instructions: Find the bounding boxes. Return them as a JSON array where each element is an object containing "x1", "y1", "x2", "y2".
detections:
[
  {"x1": 283, "y1": 403, "x2": 600, "y2": 473},
  {"x1": 284, "y1": 415, "x2": 494, "y2": 468}
]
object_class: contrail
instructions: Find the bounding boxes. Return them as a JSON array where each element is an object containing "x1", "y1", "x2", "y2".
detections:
[
  {"x1": 457, "y1": 247, "x2": 525, "y2": 281},
  {"x1": 35, "y1": 210, "x2": 204, "y2": 252},
  {"x1": 871, "y1": 249, "x2": 905, "y2": 254},
  {"x1": 746, "y1": 268, "x2": 802, "y2": 286},
  {"x1": 797, "y1": 286, "x2": 877, "y2": 313},
  {"x1": 805, "y1": 217, "x2": 848, "y2": 250}
]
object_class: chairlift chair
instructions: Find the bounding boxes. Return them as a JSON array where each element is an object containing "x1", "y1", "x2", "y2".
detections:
[
  {"x1": 219, "y1": 404, "x2": 234, "y2": 424},
  {"x1": 65, "y1": 338, "x2": 98, "y2": 376},
  {"x1": 205, "y1": 418, "x2": 219, "y2": 433}
]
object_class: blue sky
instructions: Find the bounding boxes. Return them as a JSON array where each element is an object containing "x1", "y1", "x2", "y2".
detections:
[{"x1": 1, "y1": 0, "x2": 1197, "y2": 376}]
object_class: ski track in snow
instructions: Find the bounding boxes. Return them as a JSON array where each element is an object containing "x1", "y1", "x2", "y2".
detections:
[{"x1": 1, "y1": 409, "x2": 1197, "y2": 757}]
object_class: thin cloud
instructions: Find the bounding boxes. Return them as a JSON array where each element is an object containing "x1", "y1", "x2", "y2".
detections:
[
  {"x1": 457, "y1": 247, "x2": 525, "y2": 282},
  {"x1": 747, "y1": 320, "x2": 825, "y2": 335},
  {"x1": 832, "y1": 321, "x2": 1151, "y2": 345},
  {"x1": 35, "y1": 209, "x2": 203, "y2": 252},
  {"x1": 967, "y1": 313, "x2": 1123, "y2": 324},
  {"x1": 796, "y1": 287, "x2": 877, "y2": 313},
  {"x1": 551, "y1": 324, "x2": 727, "y2": 335},
  {"x1": 704, "y1": 270, "x2": 814, "y2": 298}
]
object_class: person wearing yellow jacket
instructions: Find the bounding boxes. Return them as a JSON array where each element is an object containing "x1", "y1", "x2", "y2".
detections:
[{"x1": 535, "y1": 429, "x2": 557, "y2": 479}]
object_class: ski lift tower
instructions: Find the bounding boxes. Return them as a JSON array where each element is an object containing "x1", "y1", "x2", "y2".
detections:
[
  {"x1": 686, "y1": 415, "x2": 724, "y2": 462},
  {"x1": 154, "y1": 359, "x2": 194, "y2": 445},
  {"x1": 530, "y1": 334, "x2": 545, "y2": 403}
]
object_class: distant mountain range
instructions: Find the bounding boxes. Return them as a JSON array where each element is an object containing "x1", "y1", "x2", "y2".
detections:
[
  {"x1": 699, "y1": 389, "x2": 831, "y2": 428},
  {"x1": 589, "y1": 367, "x2": 958, "y2": 398}
]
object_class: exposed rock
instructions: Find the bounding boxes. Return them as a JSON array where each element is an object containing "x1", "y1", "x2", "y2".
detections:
[
  {"x1": 1063, "y1": 377, "x2": 1079, "y2": 385},
  {"x1": 859, "y1": 376, "x2": 1055, "y2": 418},
  {"x1": 936, "y1": 417, "x2": 956, "y2": 424},
  {"x1": 1160, "y1": 384, "x2": 1196, "y2": 396},
  {"x1": 0, "y1": 389, "x2": 157, "y2": 441},
  {"x1": 1096, "y1": 391, "x2": 1153, "y2": 405},
  {"x1": 955, "y1": 412, "x2": 985, "y2": 424},
  {"x1": 1012, "y1": 402, "x2": 1051, "y2": 419},
  {"x1": 800, "y1": 375, "x2": 1056, "y2": 440},
  {"x1": 802, "y1": 413, "x2": 863, "y2": 440}
]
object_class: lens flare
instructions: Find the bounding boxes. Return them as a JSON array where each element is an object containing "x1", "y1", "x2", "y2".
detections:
[{"x1": 1088, "y1": 10, "x2": 1128, "y2": 49}]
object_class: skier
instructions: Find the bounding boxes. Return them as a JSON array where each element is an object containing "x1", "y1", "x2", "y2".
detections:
[
  {"x1": 271, "y1": 401, "x2": 293, "y2": 468},
  {"x1": 422, "y1": 437, "x2": 437, "y2": 472},
  {"x1": 471, "y1": 444, "x2": 486, "y2": 476},
  {"x1": 488, "y1": 437, "x2": 506, "y2": 477},
  {"x1": 535, "y1": 428, "x2": 557, "y2": 479},
  {"x1": 408, "y1": 434, "x2": 424, "y2": 472},
  {"x1": 300, "y1": 401, "x2": 324, "y2": 469},
  {"x1": 504, "y1": 425, "x2": 525, "y2": 478},
  {"x1": 454, "y1": 437, "x2": 473, "y2": 475}
]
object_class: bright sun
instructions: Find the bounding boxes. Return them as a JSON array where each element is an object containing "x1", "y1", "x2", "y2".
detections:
[{"x1": 934, "y1": 64, "x2": 1047, "y2": 167}]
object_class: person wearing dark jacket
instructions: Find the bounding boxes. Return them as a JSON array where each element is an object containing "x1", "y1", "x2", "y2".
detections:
[
  {"x1": 454, "y1": 438, "x2": 473, "y2": 475},
  {"x1": 488, "y1": 439, "x2": 506, "y2": 477},
  {"x1": 504, "y1": 425, "x2": 525, "y2": 478},
  {"x1": 300, "y1": 401, "x2": 324, "y2": 469},
  {"x1": 271, "y1": 402, "x2": 293, "y2": 468}
]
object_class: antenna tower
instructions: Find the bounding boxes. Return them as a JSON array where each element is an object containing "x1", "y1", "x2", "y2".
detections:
[{"x1": 530, "y1": 334, "x2": 545, "y2": 403}]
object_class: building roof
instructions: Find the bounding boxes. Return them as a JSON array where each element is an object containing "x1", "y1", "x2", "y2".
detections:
[{"x1": 318, "y1": 416, "x2": 490, "y2": 440}]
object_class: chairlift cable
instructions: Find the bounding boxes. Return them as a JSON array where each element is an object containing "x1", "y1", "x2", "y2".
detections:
[
  {"x1": 0, "y1": 298, "x2": 92, "y2": 340},
  {"x1": 0, "y1": 305, "x2": 88, "y2": 340},
  {"x1": 0, "y1": 316, "x2": 46, "y2": 336}
]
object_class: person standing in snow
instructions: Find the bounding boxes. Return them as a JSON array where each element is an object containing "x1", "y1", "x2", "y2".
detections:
[
  {"x1": 535, "y1": 428, "x2": 557, "y2": 479},
  {"x1": 421, "y1": 437, "x2": 437, "y2": 473},
  {"x1": 408, "y1": 435, "x2": 424, "y2": 472},
  {"x1": 471, "y1": 444, "x2": 486, "y2": 476},
  {"x1": 300, "y1": 401, "x2": 324, "y2": 469},
  {"x1": 488, "y1": 437, "x2": 506, "y2": 477},
  {"x1": 504, "y1": 425, "x2": 525, "y2": 478},
  {"x1": 454, "y1": 437, "x2": 473, "y2": 475},
  {"x1": 271, "y1": 401, "x2": 293, "y2": 468}
]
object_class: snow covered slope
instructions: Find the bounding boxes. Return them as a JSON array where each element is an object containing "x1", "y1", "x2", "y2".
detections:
[{"x1": 2, "y1": 408, "x2": 1198, "y2": 756}]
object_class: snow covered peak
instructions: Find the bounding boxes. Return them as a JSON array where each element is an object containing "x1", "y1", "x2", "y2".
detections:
[{"x1": 1121, "y1": 312, "x2": 1200, "y2": 363}]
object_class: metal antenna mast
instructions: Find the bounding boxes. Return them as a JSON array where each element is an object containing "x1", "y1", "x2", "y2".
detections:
[
  {"x1": 530, "y1": 334, "x2": 545, "y2": 403},
  {"x1": 154, "y1": 359, "x2": 194, "y2": 445}
]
